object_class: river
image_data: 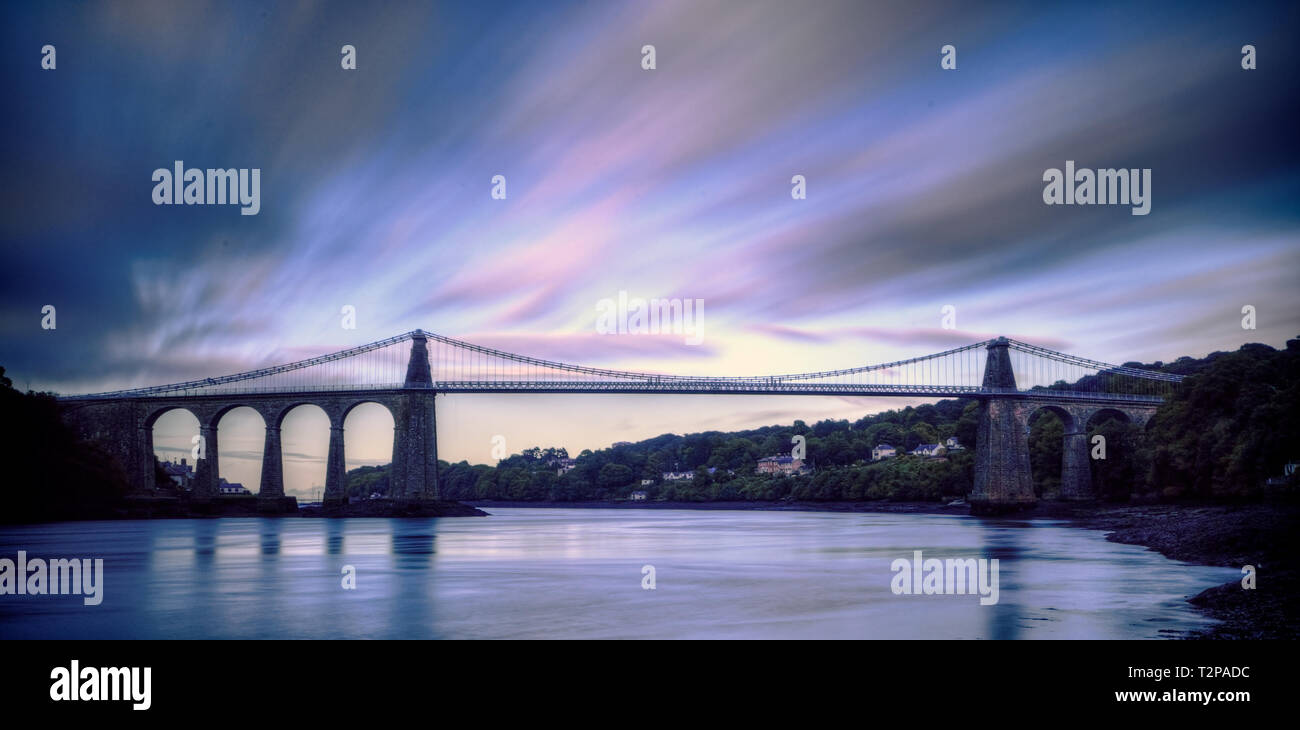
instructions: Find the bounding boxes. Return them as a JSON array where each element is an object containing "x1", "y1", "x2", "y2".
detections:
[{"x1": 0, "y1": 508, "x2": 1238, "y2": 639}]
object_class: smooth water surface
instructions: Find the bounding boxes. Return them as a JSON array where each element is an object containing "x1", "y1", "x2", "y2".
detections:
[{"x1": 0, "y1": 508, "x2": 1238, "y2": 639}]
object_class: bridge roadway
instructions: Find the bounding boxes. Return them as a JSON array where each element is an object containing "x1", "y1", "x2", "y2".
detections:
[{"x1": 56, "y1": 335, "x2": 1173, "y2": 513}]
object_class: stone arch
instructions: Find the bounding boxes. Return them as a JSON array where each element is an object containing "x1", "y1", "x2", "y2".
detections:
[
  {"x1": 146, "y1": 405, "x2": 203, "y2": 493},
  {"x1": 1024, "y1": 404, "x2": 1081, "y2": 500},
  {"x1": 275, "y1": 403, "x2": 333, "y2": 501},
  {"x1": 1084, "y1": 407, "x2": 1131, "y2": 429},
  {"x1": 211, "y1": 402, "x2": 258, "y2": 425},
  {"x1": 1026, "y1": 403, "x2": 1077, "y2": 432},
  {"x1": 340, "y1": 399, "x2": 398, "y2": 502},
  {"x1": 213, "y1": 405, "x2": 266, "y2": 496},
  {"x1": 271, "y1": 401, "x2": 340, "y2": 430},
  {"x1": 341, "y1": 397, "x2": 396, "y2": 423},
  {"x1": 1083, "y1": 407, "x2": 1145, "y2": 501},
  {"x1": 144, "y1": 404, "x2": 191, "y2": 430}
]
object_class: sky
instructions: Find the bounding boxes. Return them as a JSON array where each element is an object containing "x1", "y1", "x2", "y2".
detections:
[{"x1": 2, "y1": 1, "x2": 1298, "y2": 498}]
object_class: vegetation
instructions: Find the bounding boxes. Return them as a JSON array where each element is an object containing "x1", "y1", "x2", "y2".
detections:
[
  {"x1": 348, "y1": 337, "x2": 1300, "y2": 505},
  {"x1": 345, "y1": 400, "x2": 982, "y2": 502},
  {"x1": 1146, "y1": 340, "x2": 1300, "y2": 498},
  {"x1": 3, "y1": 336, "x2": 1296, "y2": 521},
  {"x1": 0, "y1": 367, "x2": 131, "y2": 523}
]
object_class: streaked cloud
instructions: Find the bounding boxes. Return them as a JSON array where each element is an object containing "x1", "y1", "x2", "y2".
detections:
[{"x1": 2, "y1": 0, "x2": 1297, "y2": 495}]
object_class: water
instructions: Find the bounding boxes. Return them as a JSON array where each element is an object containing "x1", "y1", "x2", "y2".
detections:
[{"x1": 0, "y1": 508, "x2": 1238, "y2": 639}]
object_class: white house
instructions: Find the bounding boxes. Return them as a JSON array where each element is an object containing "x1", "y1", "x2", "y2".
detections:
[
  {"x1": 943, "y1": 437, "x2": 964, "y2": 451},
  {"x1": 909, "y1": 443, "x2": 946, "y2": 458},
  {"x1": 871, "y1": 444, "x2": 897, "y2": 461},
  {"x1": 217, "y1": 479, "x2": 251, "y2": 495}
]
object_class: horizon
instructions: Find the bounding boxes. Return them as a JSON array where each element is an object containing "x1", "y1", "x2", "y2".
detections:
[
  {"x1": 4, "y1": 0, "x2": 1298, "y2": 497},
  {"x1": 86, "y1": 329, "x2": 1292, "y2": 484}
]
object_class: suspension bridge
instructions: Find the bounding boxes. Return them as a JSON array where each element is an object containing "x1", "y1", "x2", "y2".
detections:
[{"x1": 57, "y1": 330, "x2": 1183, "y2": 513}]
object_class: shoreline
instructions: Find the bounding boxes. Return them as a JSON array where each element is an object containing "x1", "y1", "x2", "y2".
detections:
[
  {"x1": 468, "y1": 498, "x2": 973, "y2": 514},
  {"x1": 468, "y1": 498, "x2": 1298, "y2": 639},
  {"x1": 5, "y1": 497, "x2": 1292, "y2": 639}
]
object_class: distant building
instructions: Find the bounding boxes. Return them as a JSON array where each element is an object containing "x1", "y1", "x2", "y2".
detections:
[
  {"x1": 630, "y1": 491, "x2": 648, "y2": 501},
  {"x1": 162, "y1": 458, "x2": 194, "y2": 489},
  {"x1": 909, "y1": 444, "x2": 945, "y2": 458},
  {"x1": 943, "y1": 437, "x2": 964, "y2": 451},
  {"x1": 756, "y1": 455, "x2": 806, "y2": 475},
  {"x1": 662, "y1": 471, "x2": 694, "y2": 481},
  {"x1": 871, "y1": 444, "x2": 897, "y2": 461},
  {"x1": 217, "y1": 478, "x2": 251, "y2": 496},
  {"x1": 556, "y1": 457, "x2": 577, "y2": 476},
  {"x1": 641, "y1": 479, "x2": 654, "y2": 486}
]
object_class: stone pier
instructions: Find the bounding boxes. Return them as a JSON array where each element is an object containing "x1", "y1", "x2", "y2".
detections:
[
  {"x1": 970, "y1": 338, "x2": 1036, "y2": 514},
  {"x1": 59, "y1": 336, "x2": 443, "y2": 509},
  {"x1": 969, "y1": 338, "x2": 1159, "y2": 514}
]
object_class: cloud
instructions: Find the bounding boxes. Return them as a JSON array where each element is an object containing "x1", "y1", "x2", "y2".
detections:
[{"x1": 2, "y1": 0, "x2": 1298, "y2": 466}]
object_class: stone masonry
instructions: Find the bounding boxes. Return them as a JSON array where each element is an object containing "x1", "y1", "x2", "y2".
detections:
[
  {"x1": 59, "y1": 334, "x2": 1157, "y2": 512},
  {"x1": 969, "y1": 337, "x2": 1157, "y2": 514},
  {"x1": 59, "y1": 337, "x2": 442, "y2": 504}
]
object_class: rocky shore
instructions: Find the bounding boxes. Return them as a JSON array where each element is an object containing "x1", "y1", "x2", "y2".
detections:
[{"x1": 1066, "y1": 502, "x2": 1298, "y2": 639}]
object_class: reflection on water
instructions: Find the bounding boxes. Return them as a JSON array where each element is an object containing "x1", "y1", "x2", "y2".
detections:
[
  {"x1": 260, "y1": 521, "x2": 281, "y2": 557},
  {"x1": 980, "y1": 523, "x2": 1026, "y2": 640},
  {"x1": 0, "y1": 509, "x2": 1237, "y2": 639},
  {"x1": 326, "y1": 520, "x2": 344, "y2": 556}
]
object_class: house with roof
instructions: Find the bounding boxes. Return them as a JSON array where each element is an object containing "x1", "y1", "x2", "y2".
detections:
[
  {"x1": 217, "y1": 478, "x2": 251, "y2": 496},
  {"x1": 756, "y1": 455, "x2": 808, "y2": 475},
  {"x1": 162, "y1": 458, "x2": 195, "y2": 489},
  {"x1": 871, "y1": 444, "x2": 897, "y2": 461}
]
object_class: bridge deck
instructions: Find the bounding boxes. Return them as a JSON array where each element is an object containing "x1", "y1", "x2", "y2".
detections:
[{"x1": 59, "y1": 383, "x2": 1168, "y2": 405}]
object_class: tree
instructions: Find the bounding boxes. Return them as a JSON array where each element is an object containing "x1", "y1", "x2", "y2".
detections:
[
  {"x1": 1028, "y1": 411, "x2": 1063, "y2": 497},
  {"x1": 598, "y1": 463, "x2": 634, "y2": 490},
  {"x1": 0, "y1": 368, "x2": 131, "y2": 522}
]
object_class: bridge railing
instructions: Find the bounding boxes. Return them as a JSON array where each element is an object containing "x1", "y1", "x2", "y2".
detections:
[
  {"x1": 60, "y1": 381, "x2": 1166, "y2": 404},
  {"x1": 57, "y1": 330, "x2": 1183, "y2": 403},
  {"x1": 60, "y1": 382, "x2": 410, "y2": 401}
]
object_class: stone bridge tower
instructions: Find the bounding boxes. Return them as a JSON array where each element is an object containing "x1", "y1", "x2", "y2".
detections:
[
  {"x1": 385, "y1": 332, "x2": 439, "y2": 504},
  {"x1": 968, "y1": 337, "x2": 1160, "y2": 514},
  {"x1": 969, "y1": 338, "x2": 1036, "y2": 514},
  {"x1": 323, "y1": 332, "x2": 439, "y2": 506}
]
